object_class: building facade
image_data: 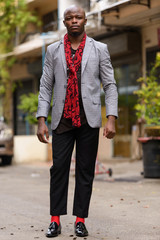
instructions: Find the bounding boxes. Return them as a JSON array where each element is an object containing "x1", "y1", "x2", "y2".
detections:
[{"x1": 9, "y1": 0, "x2": 160, "y2": 160}]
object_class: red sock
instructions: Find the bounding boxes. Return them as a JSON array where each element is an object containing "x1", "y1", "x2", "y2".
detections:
[
  {"x1": 51, "y1": 216, "x2": 60, "y2": 225},
  {"x1": 76, "y1": 217, "x2": 85, "y2": 224}
]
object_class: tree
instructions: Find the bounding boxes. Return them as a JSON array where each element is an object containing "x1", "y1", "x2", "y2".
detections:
[
  {"x1": 18, "y1": 93, "x2": 52, "y2": 125},
  {"x1": 0, "y1": 0, "x2": 39, "y2": 125}
]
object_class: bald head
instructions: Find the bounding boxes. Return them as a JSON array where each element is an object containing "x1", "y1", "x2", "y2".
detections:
[
  {"x1": 63, "y1": 5, "x2": 87, "y2": 37},
  {"x1": 63, "y1": 5, "x2": 86, "y2": 20}
]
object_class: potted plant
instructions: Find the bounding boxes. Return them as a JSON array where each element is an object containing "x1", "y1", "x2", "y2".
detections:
[{"x1": 134, "y1": 52, "x2": 160, "y2": 178}]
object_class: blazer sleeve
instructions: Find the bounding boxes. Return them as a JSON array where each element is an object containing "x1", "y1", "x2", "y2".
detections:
[
  {"x1": 99, "y1": 44, "x2": 118, "y2": 118},
  {"x1": 36, "y1": 46, "x2": 55, "y2": 119}
]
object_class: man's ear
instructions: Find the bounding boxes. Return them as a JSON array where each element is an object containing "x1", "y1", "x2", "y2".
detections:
[
  {"x1": 63, "y1": 20, "x2": 66, "y2": 26},
  {"x1": 84, "y1": 18, "x2": 87, "y2": 25}
]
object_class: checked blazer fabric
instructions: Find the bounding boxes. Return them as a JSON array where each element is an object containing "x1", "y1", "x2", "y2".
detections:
[{"x1": 36, "y1": 36, "x2": 118, "y2": 129}]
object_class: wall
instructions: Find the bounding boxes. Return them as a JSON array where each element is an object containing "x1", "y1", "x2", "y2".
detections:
[
  {"x1": 11, "y1": 63, "x2": 33, "y2": 81},
  {"x1": 141, "y1": 22, "x2": 159, "y2": 76},
  {"x1": 13, "y1": 135, "x2": 48, "y2": 163},
  {"x1": 98, "y1": 128, "x2": 113, "y2": 162}
]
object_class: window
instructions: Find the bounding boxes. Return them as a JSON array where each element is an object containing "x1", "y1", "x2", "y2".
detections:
[{"x1": 42, "y1": 10, "x2": 58, "y2": 32}]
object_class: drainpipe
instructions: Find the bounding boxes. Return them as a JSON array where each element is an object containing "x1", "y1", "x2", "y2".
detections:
[
  {"x1": 57, "y1": 0, "x2": 60, "y2": 30},
  {"x1": 98, "y1": 10, "x2": 101, "y2": 30}
]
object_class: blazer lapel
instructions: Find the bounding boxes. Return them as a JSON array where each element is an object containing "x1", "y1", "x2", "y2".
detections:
[
  {"x1": 81, "y1": 36, "x2": 93, "y2": 76},
  {"x1": 60, "y1": 39, "x2": 67, "y2": 76}
]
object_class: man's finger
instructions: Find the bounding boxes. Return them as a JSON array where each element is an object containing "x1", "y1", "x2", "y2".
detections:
[
  {"x1": 37, "y1": 133, "x2": 42, "y2": 142},
  {"x1": 103, "y1": 128, "x2": 108, "y2": 137},
  {"x1": 37, "y1": 133, "x2": 49, "y2": 143},
  {"x1": 41, "y1": 134, "x2": 49, "y2": 143},
  {"x1": 46, "y1": 129, "x2": 49, "y2": 141},
  {"x1": 106, "y1": 131, "x2": 115, "y2": 139}
]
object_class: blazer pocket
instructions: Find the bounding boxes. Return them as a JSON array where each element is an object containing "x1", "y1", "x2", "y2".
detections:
[{"x1": 92, "y1": 96, "x2": 101, "y2": 105}]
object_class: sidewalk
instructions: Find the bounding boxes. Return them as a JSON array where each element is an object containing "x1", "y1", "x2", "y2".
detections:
[{"x1": 0, "y1": 160, "x2": 160, "y2": 240}]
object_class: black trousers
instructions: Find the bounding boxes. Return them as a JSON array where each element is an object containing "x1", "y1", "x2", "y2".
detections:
[{"x1": 50, "y1": 123, "x2": 99, "y2": 218}]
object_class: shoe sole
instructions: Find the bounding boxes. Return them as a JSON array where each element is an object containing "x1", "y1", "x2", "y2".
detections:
[
  {"x1": 75, "y1": 233, "x2": 88, "y2": 237},
  {"x1": 46, "y1": 230, "x2": 61, "y2": 238}
]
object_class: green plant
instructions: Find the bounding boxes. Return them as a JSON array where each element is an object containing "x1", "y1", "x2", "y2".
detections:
[
  {"x1": 134, "y1": 53, "x2": 160, "y2": 125},
  {"x1": 18, "y1": 93, "x2": 52, "y2": 125}
]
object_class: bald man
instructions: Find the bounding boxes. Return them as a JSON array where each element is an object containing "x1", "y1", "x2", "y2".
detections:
[{"x1": 37, "y1": 5, "x2": 118, "y2": 238}]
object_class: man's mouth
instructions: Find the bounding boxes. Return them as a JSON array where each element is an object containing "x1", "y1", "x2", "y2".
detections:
[{"x1": 70, "y1": 26, "x2": 79, "y2": 29}]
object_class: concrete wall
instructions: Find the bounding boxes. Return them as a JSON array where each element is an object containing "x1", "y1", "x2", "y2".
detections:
[
  {"x1": 11, "y1": 63, "x2": 33, "y2": 81},
  {"x1": 98, "y1": 128, "x2": 113, "y2": 162},
  {"x1": 13, "y1": 135, "x2": 49, "y2": 163},
  {"x1": 141, "y1": 22, "x2": 159, "y2": 76}
]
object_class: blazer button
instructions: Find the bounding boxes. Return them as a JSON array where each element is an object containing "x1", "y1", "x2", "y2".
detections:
[
  {"x1": 64, "y1": 84, "x2": 67, "y2": 89},
  {"x1": 62, "y1": 99, "x2": 65, "y2": 103}
]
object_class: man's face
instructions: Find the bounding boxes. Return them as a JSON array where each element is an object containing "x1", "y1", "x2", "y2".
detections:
[{"x1": 63, "y1": 7, "x2": 87, "y2": 36}]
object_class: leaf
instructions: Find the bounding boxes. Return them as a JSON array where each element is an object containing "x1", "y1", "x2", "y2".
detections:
[{"x1": 143, "y1": 205, "x2": 149, "y2": 208}]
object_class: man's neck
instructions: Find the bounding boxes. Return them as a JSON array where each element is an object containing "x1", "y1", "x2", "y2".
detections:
[{"x1": 68, "y1": 31, "x2": 85, "y2": 50}]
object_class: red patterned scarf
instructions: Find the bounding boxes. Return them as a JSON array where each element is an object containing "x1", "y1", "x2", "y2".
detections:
[{"x1": 63, "y1": 33, "x2": 86, "y2": 127}]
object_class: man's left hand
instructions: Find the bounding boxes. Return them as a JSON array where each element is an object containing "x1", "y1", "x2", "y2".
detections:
[{"x1": 103, "y1": 115, "x2": 116, "y2": 139}]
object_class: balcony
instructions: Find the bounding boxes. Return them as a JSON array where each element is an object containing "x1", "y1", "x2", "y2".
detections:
[
  {"x1": 90, "y1": 0, "x2": 130, "y2": 12},
  {"x1": 27, "y1": 0, "x2": 57, "y2": 10},
  {"x1": 14, "y1": 31, "x2": 61, "y2": 58},
  {"x1": 88, "y1": 0, "x2": 160, "y2": 30}
]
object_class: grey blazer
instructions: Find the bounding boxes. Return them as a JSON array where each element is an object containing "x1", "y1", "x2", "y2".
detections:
[{"x1": 36, "y1": 36, "x2": 118, "y2": 129}]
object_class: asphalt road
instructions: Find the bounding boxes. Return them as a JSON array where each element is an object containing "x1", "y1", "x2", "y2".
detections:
[{"x1": 0, "y1": 160, "x2": 160, "y2": 240}]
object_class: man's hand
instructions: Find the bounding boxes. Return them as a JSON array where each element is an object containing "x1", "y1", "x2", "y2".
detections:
[
  {"x1": 103, "y1": 115, "x2": 116, "y2": 139},
  {"x1": 37, "y1": 117, "x2": 50, "y2": 144}
]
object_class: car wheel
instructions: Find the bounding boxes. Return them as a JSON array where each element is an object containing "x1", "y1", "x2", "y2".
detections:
[{"x1": 1, "y1": 156, "x2": 12, "y2": 165}]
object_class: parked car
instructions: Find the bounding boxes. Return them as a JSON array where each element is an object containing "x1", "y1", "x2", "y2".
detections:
[{"x1": 0, "y1": 121, "x2": 13, "y2": 165}]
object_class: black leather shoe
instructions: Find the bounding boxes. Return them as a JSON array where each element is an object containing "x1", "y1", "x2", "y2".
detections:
[
  {"x1": 75, "y1": 222, "x2": 88, "y2": 237},
  {"x1": 46, "y1": 222, "x2": 61, "y2": 238}
]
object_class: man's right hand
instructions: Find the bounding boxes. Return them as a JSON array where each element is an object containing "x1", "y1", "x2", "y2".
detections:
[{"x1": 37, "y1": 117, "x2": 50, "y2": 144}]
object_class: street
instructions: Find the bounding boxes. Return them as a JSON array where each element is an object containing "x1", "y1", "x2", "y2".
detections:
[{"x1": 0, "y1": 160, "x2": 160, "y2": 240}]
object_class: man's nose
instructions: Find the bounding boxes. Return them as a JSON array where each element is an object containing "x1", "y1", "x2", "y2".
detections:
[{"x1": 72, "y1": 17, "x2": 77, "y2": 23}]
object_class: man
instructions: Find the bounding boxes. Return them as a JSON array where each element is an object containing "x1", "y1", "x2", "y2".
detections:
[{"x1": 37, "y1": 5, "x2": 118, "y2": 238}]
